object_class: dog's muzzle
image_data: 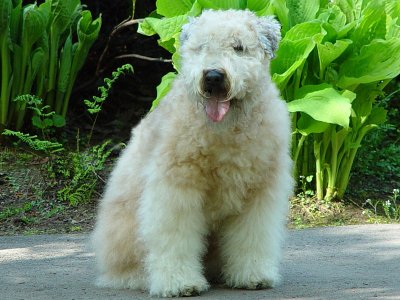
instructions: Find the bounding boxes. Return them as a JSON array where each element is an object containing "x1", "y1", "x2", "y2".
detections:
[{"x1": 202, "y1": 69, "x2": 231, "y2": 123}]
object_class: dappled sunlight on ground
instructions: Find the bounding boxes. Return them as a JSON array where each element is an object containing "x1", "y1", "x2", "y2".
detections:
[{"x1": 0, "y1": 225, "x2": 399, "y2": 299}]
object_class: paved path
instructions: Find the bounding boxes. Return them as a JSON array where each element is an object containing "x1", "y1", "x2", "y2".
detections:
[{"x1": 1, "y1": 224, "x2": 399, "y2": 300}]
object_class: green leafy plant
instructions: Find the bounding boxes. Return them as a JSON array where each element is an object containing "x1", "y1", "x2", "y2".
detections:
[
  {"x1": 0, "y1": 0, "x2": 101, "y2": 131},
  {"x1": 275, "y1": 0, "x2": 400, "y2": 201},
  {"x1": 138, "y1": 0, "x2": 400, "y2": 201},
  {"x1": 0, "y1": 200, "x2": 37, "y2": 221},
  {"x1": 84, "y1": 63, "x2": 134, "y2": 144},
  {"x1": 84, "y1": 65, "x2": 134, "y2": 114},
  {"x1": 363, "y1": 189, "x2": 400, "y2": 222},
  {"x1": 298, "y1": 175, "x2": 315, "y2": 199},
  {"x1": 56, "y1": 63, "x2": 133, "y2": 205},
  {"x1": 55, "y1": 140, "x2": 114, "y2": 206},
  {"x1": 2, "y1": 130, "x2": 63, "y2": 153},
  {"x1": 2, "y1": 95, "x2": 64, "y2": 153}
]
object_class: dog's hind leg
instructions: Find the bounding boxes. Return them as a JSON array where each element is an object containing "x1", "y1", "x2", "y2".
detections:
[{"x1": 92, "y1": 196, "x2": 146, "y2": 290}]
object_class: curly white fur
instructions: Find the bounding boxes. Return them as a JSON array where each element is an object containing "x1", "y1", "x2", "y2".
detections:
[{"x1": 92, "y1": 9, "x2": 293, "y2": 298}]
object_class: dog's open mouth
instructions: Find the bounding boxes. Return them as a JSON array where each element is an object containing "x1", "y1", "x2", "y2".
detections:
[
  {"x1": 204, "y1": 90, "x2": 231, "y2": 123},
  {"x1": 201, "y1": 69, "x2": 232, "y2": 122}
]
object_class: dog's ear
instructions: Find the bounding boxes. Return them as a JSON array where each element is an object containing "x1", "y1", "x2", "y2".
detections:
[{"x1": 254, "y1": 16, "x2": 281, "y2": 59}]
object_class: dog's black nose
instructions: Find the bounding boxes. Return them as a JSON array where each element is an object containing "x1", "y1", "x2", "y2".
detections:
[{"x1": 204, "y1": 69, "x2": 225, "y2": 87}]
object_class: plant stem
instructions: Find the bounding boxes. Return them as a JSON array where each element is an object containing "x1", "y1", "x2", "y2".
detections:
[
  {"x1": 314, "y1": 138, "x2": 324, "y2": 200},
  {"x1": 325, "y1": 128, "x2": 338, "y2": 201},
  {"x1": 47, "y1": 31, "x2": 59, "y2": 109},
  {"x1": 55, "y1": 90, "x2": 65, "y2": 115},
  {"x1": 293, "y1": 133, "x2": 305, "y2": 178},
  {"x1": 0, "y1": 35, "x2": 10, "y2": 127},
  {"x1": 302, "y1": 136, "x2": 310, "y2": 177}
]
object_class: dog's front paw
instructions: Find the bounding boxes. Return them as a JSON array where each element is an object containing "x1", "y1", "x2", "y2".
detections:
[
  {"x1": 224, "y1": 267, "x2": 280, "y2": 290},
  {"x1": 149, "y1": 274, "x2": 209, "y2": 298}
]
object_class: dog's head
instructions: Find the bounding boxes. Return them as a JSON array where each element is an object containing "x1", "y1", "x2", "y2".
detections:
[{"x1": 179, "y1": 9, "x2": 281, "y2": 123}]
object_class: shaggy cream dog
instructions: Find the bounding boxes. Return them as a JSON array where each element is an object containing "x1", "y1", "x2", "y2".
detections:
[{"x1": 92, "y1": 9, "x2": 293, "y2": 297}]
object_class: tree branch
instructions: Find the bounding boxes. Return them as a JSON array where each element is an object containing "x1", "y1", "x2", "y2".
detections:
[
  {"x1": 114, "y1": 54, "x2": 172, "y2": 63},
  {"x1": 96, "y1": 18, "x2": 145, "y2": 75}
]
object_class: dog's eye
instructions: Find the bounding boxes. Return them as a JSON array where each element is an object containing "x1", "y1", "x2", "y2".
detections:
[
  {"x1": 189, "y1": 44, "x2": 205, "y2": 53},
  {"x1": 233, "y1": 44, "x2": 244, "y2": 52}
]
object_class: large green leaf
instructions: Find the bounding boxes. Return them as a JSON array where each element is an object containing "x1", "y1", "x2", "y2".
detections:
[
  {"x1": 385, "y1": 0, "x2": 400, "y2": 19},
  {"x1": 0, "y1": 0, "x2": 12, "y2": 34},
  {"x1": 74, "y1": 10, "x2": 102, "y2": 71},
  {"x1": 350, "y1": 1, "x2": 386, "y2": 49},
  {"x1": 287, "y1": 0, "x2": 319, "y2": 27},
  {"x1": 284, "y1": 21, "x2": 324, "y2": 41},
  {"x1": 145, "y1": 15, "x2": 187, "y2": 42},
  {"x1": 47, "y1": 0, "x2": 79, "y2": 99},
  {"x1": 21, "y1": 46, "x2": 45, "y2": 94},
  {"x1": 271, "y1": 38, "x2": 317, "y2": 89},
  {"x1": 30, "y1": 47, "x2": 44, "y2": 79},
  {"x1": 9, "y1": 1, "x2": 22, "y2": 46},
  {"x1": 335, "y1": 0, "x2": 363, "y2": 23},
  {"x1": 318, "y1": 4, "x2": 346, "y2": 34},
  {"x1": 272, "y1": 21, "x2": 326, "y2": 89},
  {"x1": 338, "y1": 38, "x2": 400, "y2": 88},
  {"x1": 247, "y1": 0, "x2": 270, "y2": 12},
  {"x1": 156, "y1": 0, "x2": 194, "y2": 17},
  {"x1": 197, "y1": 0, "x2": 247, "y2": 9},
  {"x1": 61, "y1": 10, "x2": 101, "y2": 117},
  {"x1": 50, "y1": 0, "x2": 79, "y2": 36},
  {"x1": 364, "y1": 106, "x2": 387, "y2": 127},
  {"x1": 138, "y1": 19, "x2": 157, "y2": 36},
  {"x1": 187, "y1": 1, "x2": 202, "y2": 16},
  {"x1": 297, "y1": 113, "x2": 330, "y2": 136},
  {"x1": 349, "y1": 84, "x2": 382, "y2": 129},
  {"x1": 288, "y1": 85, "x2": 352, "y2": 127},
  {"x1": 385, "y1": 0, "x2": 400, "y2": 39},
  {"x1": 317, "y1": 39, "x2": 352, "y2": 78},
  {"x1": 35, "y1": 34, "x2": 49, "y2": 98},
  {"x1": 57, "y1": 33, "x2": 73, "y2": 93},
  {"x1": 386, "y1": 15, "x2": 400, "y2": 39},
  {"x1": 269, "y1": 0, "x2": 289, "y2": 33},
  {"x1": 22, "y1": 3, "x2": 49, "y2": 51},
  {"x1": 151, "y1": 72, "x2": 177, "y2": 111}
]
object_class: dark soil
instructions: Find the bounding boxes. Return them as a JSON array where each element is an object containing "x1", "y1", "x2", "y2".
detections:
[{"x1": 0, "y1": 149, "x2": 107, "y2": 235}]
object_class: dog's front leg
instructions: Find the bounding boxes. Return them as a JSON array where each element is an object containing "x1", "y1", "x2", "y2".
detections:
[
  {"x1": 138, "y1": 179, "x2": 209, "y2": 297},
  {"x1": 220, "y1": 187, "x2": 289, "y2": 290}
]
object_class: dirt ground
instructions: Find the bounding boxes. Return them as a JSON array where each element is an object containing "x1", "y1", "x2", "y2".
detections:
[{"x1": 0, "y1": 149, "x2": 100, "y2": 235}]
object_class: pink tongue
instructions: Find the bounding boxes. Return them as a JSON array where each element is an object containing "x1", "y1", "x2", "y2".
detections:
[{"x1": 205, "y1": 100, "x2": 230, "y2": 122}]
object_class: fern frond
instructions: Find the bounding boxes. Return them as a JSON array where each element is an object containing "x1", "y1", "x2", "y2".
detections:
[
  {"x1": 13, "y1": 94, "x2": 43, "y2": 106},
  {"x1": 84, "y1": 64, "x2": 134, "y2": 114},
  {"x1": 2, "y1": 130, "x2": 64, "y2": 153}
]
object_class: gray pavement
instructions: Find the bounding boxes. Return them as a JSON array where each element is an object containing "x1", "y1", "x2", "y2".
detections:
[{"x1": 0, "y1": 224, "x2": 399, "y2": 300}]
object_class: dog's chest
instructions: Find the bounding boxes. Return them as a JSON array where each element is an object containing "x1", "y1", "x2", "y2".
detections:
[{"x1": 201, "y1": 134, "x2": 274, "y2": 221}]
